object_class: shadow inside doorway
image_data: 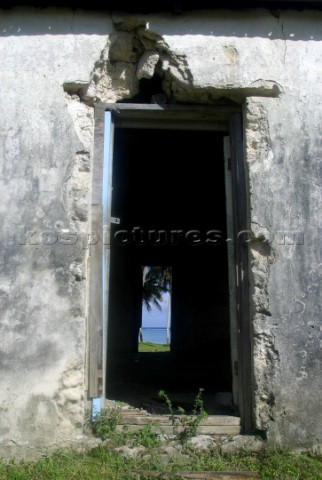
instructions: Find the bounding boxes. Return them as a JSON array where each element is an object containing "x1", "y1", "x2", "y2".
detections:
[
  {"x1": 106, "y1": 127, "x2": 237, "y2": 417},
  {"x1": 107, "y1": 351, "x2": 237, "y2": 416}
]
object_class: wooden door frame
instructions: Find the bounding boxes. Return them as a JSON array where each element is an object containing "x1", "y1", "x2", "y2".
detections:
[{"x1": 87, "y1": 103, "x2": 253, "y2": 433}]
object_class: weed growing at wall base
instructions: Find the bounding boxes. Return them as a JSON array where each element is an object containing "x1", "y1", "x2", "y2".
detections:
[
  {"x1": 91, "y1": 405, "x2": 122, "y2": 439},
  {"x1": 90, "y1": 404, "x2": 162, "y2": 448}
]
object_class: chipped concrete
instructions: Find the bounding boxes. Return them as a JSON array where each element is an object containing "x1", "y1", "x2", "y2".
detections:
[
  {"x1": 1, "y1": 6, "x2": 322, "y2": 458},
  {"x1": 136, "y1": 50, "x2": 160, "y2": 79}
]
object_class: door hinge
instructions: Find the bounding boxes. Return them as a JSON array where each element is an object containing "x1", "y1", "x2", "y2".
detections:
[{"x1": 234, "y1": 361, "x2": 238, "y2": 376}]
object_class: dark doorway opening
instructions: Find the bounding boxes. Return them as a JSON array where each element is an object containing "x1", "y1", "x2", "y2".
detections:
[{"x1": 106, "y1": 127, "x2": 235, "y2": 414}]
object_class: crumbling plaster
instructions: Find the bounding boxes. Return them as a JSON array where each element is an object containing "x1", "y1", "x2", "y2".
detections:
[{"x1": 0, "y1": 6, "x2": 322, "y2": 458}]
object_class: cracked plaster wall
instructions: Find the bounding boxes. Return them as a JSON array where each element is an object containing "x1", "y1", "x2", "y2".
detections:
[{"x1": 0, "y1": 6, "x2": 322, "y2": 457}]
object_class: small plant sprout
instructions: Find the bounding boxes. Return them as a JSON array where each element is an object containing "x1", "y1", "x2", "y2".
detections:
[{"x1": 158, "y1": 388, "x2": 208, "y2": 442}]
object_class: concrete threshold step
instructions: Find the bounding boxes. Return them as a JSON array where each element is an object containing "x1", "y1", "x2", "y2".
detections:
[
  {"x1": 120, "y1": 414, "x2": 241, "y2": 426},
  {"x1": 116, "y1": 414, "x2": 241, "y2": 435}
]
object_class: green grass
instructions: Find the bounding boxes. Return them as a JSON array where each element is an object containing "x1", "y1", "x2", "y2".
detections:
[
  {"x1": 138, "y1": 341, "x2": 170, "y2": 352},
  {"x1": 1, "y1": 448, "x2": 322, "y2": 479}
]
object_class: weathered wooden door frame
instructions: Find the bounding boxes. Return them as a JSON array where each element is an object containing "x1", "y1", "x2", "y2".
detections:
[{"x1": 87, "y1": 103, "x2": 253, "y2": 433}]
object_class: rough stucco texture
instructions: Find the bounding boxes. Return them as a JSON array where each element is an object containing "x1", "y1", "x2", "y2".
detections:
[{"x1": 0, "y1": 7, "x2": 322, "y2": 457}]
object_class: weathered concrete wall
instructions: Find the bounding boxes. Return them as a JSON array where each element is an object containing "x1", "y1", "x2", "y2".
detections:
[
  {"x1": 0, "y1": 8, "x2": 112, "y2": 459},
  {"x1": 0, "y1": 6, "x2": 322, "y2": 457}
]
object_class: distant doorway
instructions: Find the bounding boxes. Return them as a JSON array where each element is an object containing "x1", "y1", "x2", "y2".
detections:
[{"x1": 138, "y1": 265, "x2": 172, "y2": 353}]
